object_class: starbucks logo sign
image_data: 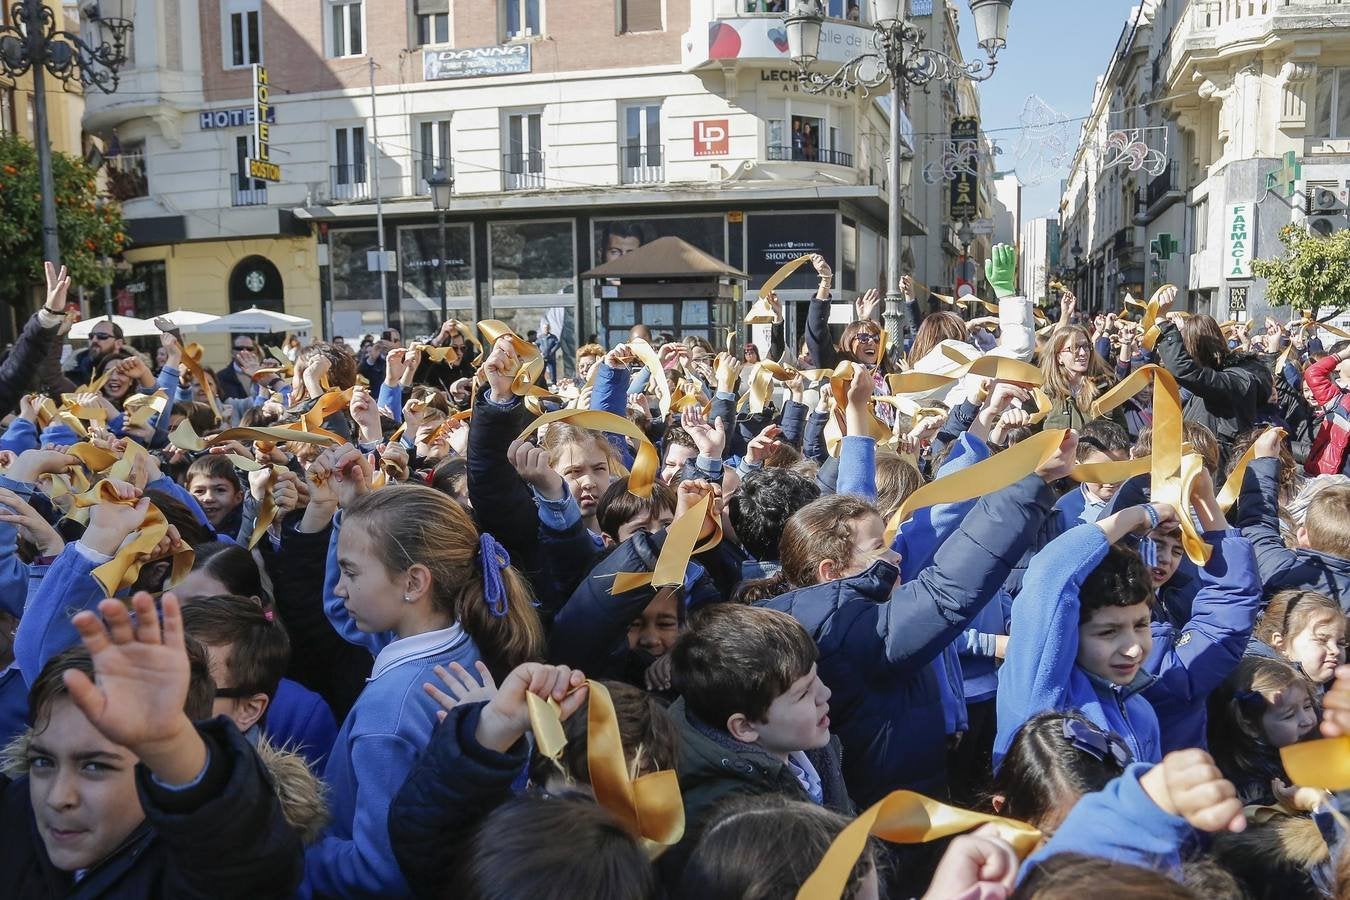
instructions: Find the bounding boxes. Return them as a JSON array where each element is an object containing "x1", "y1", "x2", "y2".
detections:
[{"x1": 245, "y1": 270, "x2": 266, "y2": 293}]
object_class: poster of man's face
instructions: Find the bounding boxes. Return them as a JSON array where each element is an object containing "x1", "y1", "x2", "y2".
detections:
[{"x1": 593, "y1": 216, "x2": 726, "y2": 267}]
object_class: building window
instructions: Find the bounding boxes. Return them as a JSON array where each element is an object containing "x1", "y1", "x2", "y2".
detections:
[
  {"x1": 415, "y1": 118, "x2": 451, "y2": 193},
  {"x1": 1190, "y1": 197, "x2": 1208, "y2": 253},
  {"x1": 1313, "y1": 68, "x2": 1350, "y2": 139},
  {"x1": 414, "y1": 0, "x2": 449, "y2": 45},
  {"x1": 503, "y1": 0, "x2": 541, "y2": 39},
  {"x1": 232, "y1": 135, "x2": 267, "y2": 206},
  {"x1": 225, "y1": 0, "x2": 261, "y2": 68},
  {"x1": 618, "y1": 0, "x2": 661, "y2": 33},
  {"x1": 106, "y1": 142, "x2": 148, "y2": 201},
  {"x1": 328, "y1": 0, "x2": 364, "y2": 58},
  {"x1": 332, "y1": 125, "x2": 368, "y2": 201},
  {"x1": 503, "y1": 110, "x2": 543, "y2": 189},
  {"x1": 621, "y1": 102, "x2": 662, "y2": 182}
]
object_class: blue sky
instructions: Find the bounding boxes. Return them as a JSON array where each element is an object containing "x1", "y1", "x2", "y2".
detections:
[{"x1": 951, "y1": 0, "x2": 1143, "y2": 221}]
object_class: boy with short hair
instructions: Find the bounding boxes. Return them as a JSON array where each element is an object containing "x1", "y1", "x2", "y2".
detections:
[
  {"x1": 1237, "y1": 428, "x2": 1350, "y2": 610},
  {"x1": 1056, "y1": 419, "x2": 1133, "y2": 527},
  {"x1": 186, "y1": 454, "x2": 246, "y2": 537},
  {"x1": 0, "y1": 593, "x2": 303, "y2": 897},
  {"x1": 667, "y1": 604, "x2": 851, "y2": 865},
  {"x1": 997, "y1": 503, "x2": 1179, "y2": 767}
]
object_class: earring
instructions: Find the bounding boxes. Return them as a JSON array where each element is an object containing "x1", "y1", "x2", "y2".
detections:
[{"x1": 403, "y1": 594, "x2": 413, "y2": 604}]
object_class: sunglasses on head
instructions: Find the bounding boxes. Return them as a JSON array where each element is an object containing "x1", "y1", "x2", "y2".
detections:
[{"x1": 1061, "y1": 718, "x2": 1132, "y2": 768}]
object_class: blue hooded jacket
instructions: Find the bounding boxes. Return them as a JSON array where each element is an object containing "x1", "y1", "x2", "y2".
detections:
[
  {"x1": 1142, "y1": 529, "x2": 1262, "y2": 753},
  {"x1": 1237, "y1": 456, "x2": 1350, "y2": 610},
  {"x1": 996, "y1": 523, "x2": 1162, "y2": 767},
  {"x1": 761, "y1": 471, "x2": 1055, "y2": 806}
]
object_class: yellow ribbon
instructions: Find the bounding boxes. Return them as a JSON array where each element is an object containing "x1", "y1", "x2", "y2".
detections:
[
  {"x1": 477, "y1": 320, "x2": 545, "y2": 396},
  {"x1": 1281, "y1": 736, "x2": 1350, "y2": 790},
  {"x1": 883, "y1": 428, "x2": 1070, "y2": 544},
  {"x1": 959, "y1": 295, "x2": 1002, "y2": 316},
  {"x1": 181, "y1": 342, "x2": 221, "y2": 414},
  {"x1": 612, "y1": 493, "x2": 720, "y2": 594},
  {"x1": 527, "y1": 680, "x2": 684, "y2": 856},
  {"x1": 797, "y1": 790, "x2": 1042, "y2": 899},
  {"x1": 628, "y1": 339, "x2": 673, "y2": 418},
  {"x1": 167, "y1": 419, "x2": 338, "y2": 453},
  {"x1": 515, "y1": 409, "x2": 658, "y2": 499},
  {"x1": 758, "y1": 254, "x2": 816, "y2": 298},
  {"x1": 743, "y1": 295, "x2": 781, "y2": 324},
  {"x1": 73, "y1": 481, "x2": 194, "y2": 595},
  {"x1": 1150, "y1": 368, "x2": 1212, "y2": 566},
  {"x1": 911, "y1": 279, "x2": 956, "y2": 305},
  {"x1": 884, "y1": 350, "x2": 1043, "y2": 397},
  {"x1": 823, "y1": 362, "x2": 892, "y2": 458},
  {"x1": 247, "y1": 463, "x2": 290, "y2": 549},
  {"x1": 59, "y1": 395, "x2": 109, "y2": 423},
  {"x1": 122, "y1": 390, "x2": 169, "y2": 429},
  {"x1": 1215, "y1": 425, "x2": 1283, "y2": 512},
  {"x1": 65, "y1": 442, "x2": 119, "y2": 474},
  {"x1": 408, "y1": 342, "x2": 463, "y2": 366}
]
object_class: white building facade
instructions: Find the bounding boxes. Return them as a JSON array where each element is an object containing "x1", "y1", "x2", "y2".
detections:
[{"x1": 82, "y1": 0, "x2": 920, "y2": 366}]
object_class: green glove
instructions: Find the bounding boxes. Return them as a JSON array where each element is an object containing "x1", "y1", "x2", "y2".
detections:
[{"x1": 985, "y1": 243, "x2": 1017, "y2": 300}]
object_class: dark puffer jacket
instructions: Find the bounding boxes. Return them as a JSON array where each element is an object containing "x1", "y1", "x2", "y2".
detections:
[
  {"x1": 760, "y1": 473, "x2": 1055, "y2": 806},
  {"x1": 1156, "y1": 321, "x2": 1273, "y2": 456}
]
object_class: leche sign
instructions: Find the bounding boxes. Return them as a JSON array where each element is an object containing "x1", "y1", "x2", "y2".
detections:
[{"x1": 248, "y1": 64, "x2": 281, "y2": 182}]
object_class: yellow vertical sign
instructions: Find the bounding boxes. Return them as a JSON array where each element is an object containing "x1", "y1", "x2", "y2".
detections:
[{"x1": 249, "y1": 64, "x2": 281, "y2": 182}]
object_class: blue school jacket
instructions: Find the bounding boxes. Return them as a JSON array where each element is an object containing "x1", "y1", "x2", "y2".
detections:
[
  {"x1": 1238, "y1": 457, "x2": 1350, "y2": 610},
  {"x1": 1142, "y1": 529, "x2": 1262, "y2": 753},
  {"x1": 304, "y1": 513, "x2": 484, "y2": 898},
  {"x1": 996, "y1": 524, "x2": 1162, "y2": 767},
  {"x1": 761, "y1": 472, "x2": 1055, "y2": 806},
  {"x1": 1020, "y1": 763, "x2": 1190, "y2": 883}
]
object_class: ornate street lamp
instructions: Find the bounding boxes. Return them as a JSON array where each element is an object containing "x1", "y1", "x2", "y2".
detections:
[
  {"x1": 784, "y1": 0, "x2": 1012, "y2": 354},
  {"x1": 427, "y1": 167, "x2": 455, "y2": 323},
  {"x1": 0, "y1": 0, "x2": 135, "y2": 267}
]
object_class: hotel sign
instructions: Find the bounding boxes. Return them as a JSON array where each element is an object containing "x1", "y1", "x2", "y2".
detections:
[{"x1": 248, "y1": 64, "x2": 281, "y2": 182}]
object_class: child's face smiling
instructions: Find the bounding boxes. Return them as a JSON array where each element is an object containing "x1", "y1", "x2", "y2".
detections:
[
  {"x1": 1078, "y1": 602, "x2": 1152, "y2": 685},
  {"x1": 1260, "y1": 684, "x2": 1319, "y2": 748}
]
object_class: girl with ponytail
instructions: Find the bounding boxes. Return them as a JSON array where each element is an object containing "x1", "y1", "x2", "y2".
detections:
[{"x1": 299, "y1": 443, "x2": 544, "y2": 897}]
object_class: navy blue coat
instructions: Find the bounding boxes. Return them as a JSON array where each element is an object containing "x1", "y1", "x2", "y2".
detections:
[
  {"x1": 388, "y1": 702, "x2": 528, "y2": 900},
  {"x1": 1237, "y1": 456, "x2": 1350, "y2": 610},
  {"x1": 761, "y1": 473, "x2": 1055, "y2": 806},
  {"x1": 549, "y1": 530, "x2": 719, "y2": 681}
]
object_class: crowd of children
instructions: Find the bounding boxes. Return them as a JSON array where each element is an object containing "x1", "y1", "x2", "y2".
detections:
[{"x1": 0, "y1": 252, "x2": 1347, "y2": 898}]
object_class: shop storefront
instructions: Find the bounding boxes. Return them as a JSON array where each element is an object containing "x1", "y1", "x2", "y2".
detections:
[{"x1": 318, "y1": 198, "x2": 888, "y2": 375}]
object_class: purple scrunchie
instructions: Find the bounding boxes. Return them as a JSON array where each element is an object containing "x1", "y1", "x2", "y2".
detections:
[{"x1": 478, "y1": 532, "x2": 511, "y2": 618}]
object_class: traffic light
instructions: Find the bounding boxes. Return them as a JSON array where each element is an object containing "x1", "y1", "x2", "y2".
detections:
[{"x1": 1306, "y1": 185, "x2": 1349, "y2": 237}]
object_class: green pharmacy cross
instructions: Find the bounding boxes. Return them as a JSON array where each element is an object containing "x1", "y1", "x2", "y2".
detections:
[
  {"x1": 1265, "y1": 150, "x2": 1302, "y2": 200},
  {"x1": 1150, "y1": 233, "x2": 1179, "y2": 261}
]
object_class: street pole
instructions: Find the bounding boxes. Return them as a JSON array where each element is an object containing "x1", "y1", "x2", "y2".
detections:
[
  {"x1": 368, "y1": 58, "x2": 390, "y2": 331},
  {"x1": 28, "y1": 0, "x2": 59, "y2": 267},
  {"x1": 882, "y1": 77, "x2": 911, "y2": 356},
  {"x1": 437, "y1": 208, "x2": 448, "y2": 323}
]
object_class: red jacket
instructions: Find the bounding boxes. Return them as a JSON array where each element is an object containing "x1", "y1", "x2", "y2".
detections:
[{"x1": 1305, "y1": 353, "x2": 1350, "y2": 476}]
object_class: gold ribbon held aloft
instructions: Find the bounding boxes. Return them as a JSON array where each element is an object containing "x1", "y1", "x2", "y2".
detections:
[
  {"x1": 797, "y1": 790, "x2": 1041, "y2": 898},
  {"x1": 611, "y1": 492, "x2": 720, "y2": 595},
  {"x1": 528, "y1": 680, "x2": 684, "y2": 857},
  {"x1": 515, "y1": 408, "x2": 658, "y2": 499}
]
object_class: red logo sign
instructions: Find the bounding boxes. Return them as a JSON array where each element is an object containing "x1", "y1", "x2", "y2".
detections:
[{"x1": 694, "y1": 119, "x2": 729, "y2": 157}]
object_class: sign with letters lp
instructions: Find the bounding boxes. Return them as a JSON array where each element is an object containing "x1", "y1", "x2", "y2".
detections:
[
  {"x1": 423, "y1": 43, "x2": 531, "y2": 80},
  {"x1": 694, "y1": 119, "x2": 730, "y2": 157}
]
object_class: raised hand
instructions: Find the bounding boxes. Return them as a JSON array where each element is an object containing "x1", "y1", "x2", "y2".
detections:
[
  {"x1": 64, "y1": 592, "x2": 207, "y2": 785},
  {"x1": 43, "y1": 261, "x2": 71, "y2": 314},
  {"x1": 1034, "y1": 430, "x2": 1080, "y2": 483},
  {"x1": 472, "y1": 662, "x2": 588, "y2": 753},
  {"x1": 1139, "y1": 748, "x2": 1245, "y2": 833},
  {"x1": 349, "y1": 385, "x2": 382, "y2": 445},
  {"x1": 482, "y1": 336, "x2": 520, "y2": 402},
  {"x1": 681, "y1": 406, "x2": 726, "y2": 460},
  {"x1": 854, "y1": 288, "x2": 881, "y2": 322},
  {"x1": 0, "y1": 487, "x2": 64, "y2": 556},
  {"x1": 424, "y1": 660, "x2": 498, "y2": 723},
  {"x1": 83, "y1": 485, "x2": 149, "y2": 557},
  {"x1": 509, "y1": 438, "x2": 564, "y2": 501},
  {"x1": 745, "y1": 423, "x2": 783, "y2": 466},
  {"x1": 921, "y1": 824, "x2": 1018, "y2": 900}
]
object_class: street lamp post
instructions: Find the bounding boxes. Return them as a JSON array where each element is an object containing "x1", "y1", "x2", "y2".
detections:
[
  {"x1": 0, "y1": 0, "x2": 134, "y2": 268},
  {"x1": 783, "y1": 0, "x2": 1012, "y2": 358},
  {"x1": 957, "y1": 217, "x2": 974, "y2": 298},
  {"x1": 427, "y1": 167, "x2": 454, "y2": 324}
]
